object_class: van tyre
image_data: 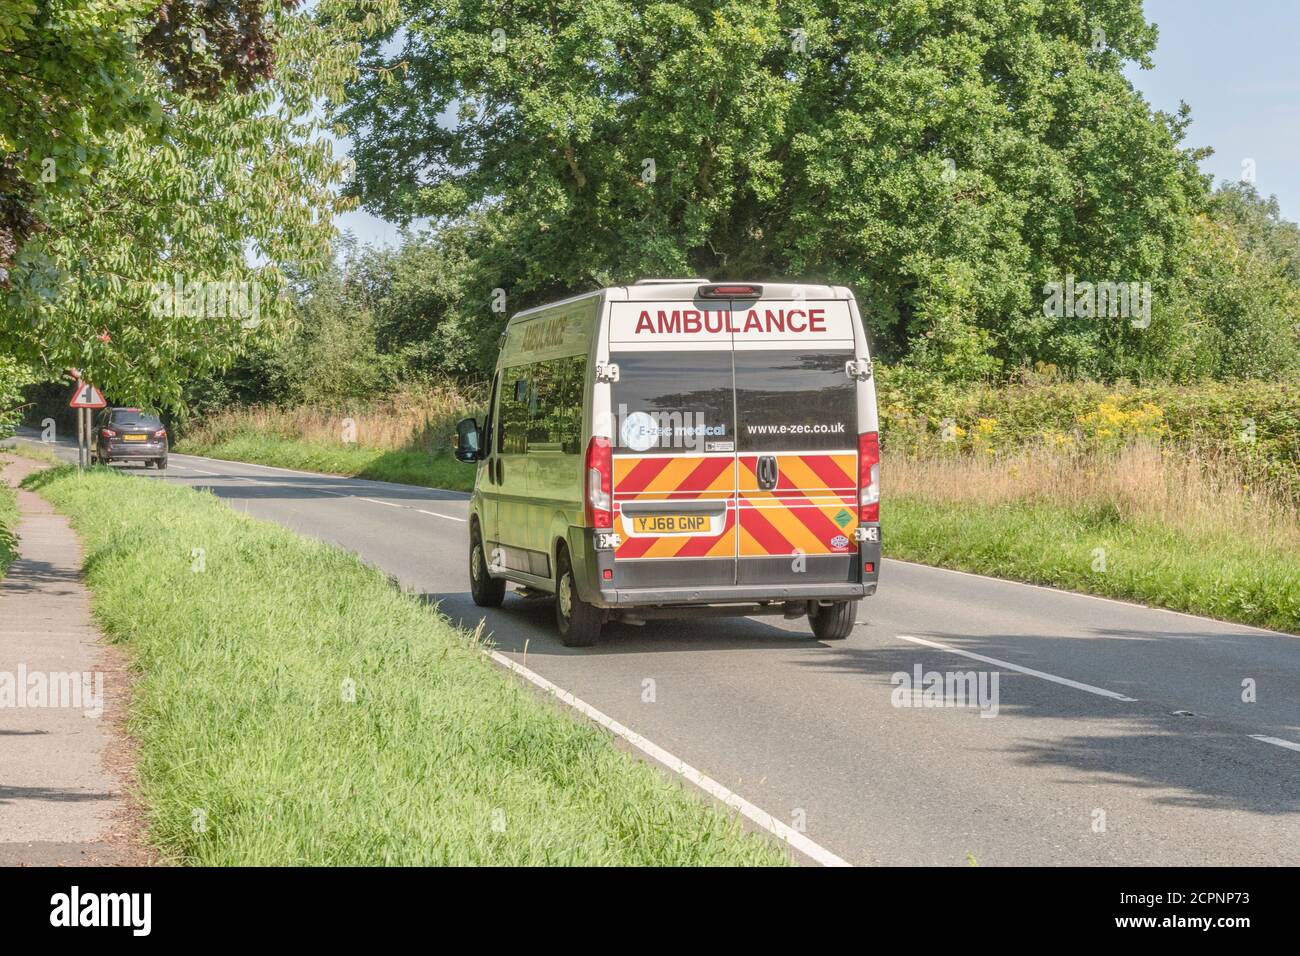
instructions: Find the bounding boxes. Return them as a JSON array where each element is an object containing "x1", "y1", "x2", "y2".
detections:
[
  {"x1": 555, "y1": 547, "x2": 601, "y2": 647},
  {"x1": 809, "y1": 600, "x2": 857, "y2": 641},
  {"x1": 469, "y1": 525, "x2": 505, "y2": 607}
]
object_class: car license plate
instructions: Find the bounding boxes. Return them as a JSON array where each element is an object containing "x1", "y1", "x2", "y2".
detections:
[
  {"x1": 631, "y1": 514, "x2": 709, "y2": 534},
  {"x1": 123, "y1": 434, "x2": 147, "y2": 441}
]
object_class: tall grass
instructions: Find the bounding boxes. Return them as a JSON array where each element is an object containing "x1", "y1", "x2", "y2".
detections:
[
  {"x1": 887, "y1": 443, "x2": 1300, "y2": 632},
  {"x1": 0, "y1": 472, "x2": 17, "y2": 577},
  {"x1": 891, "y1": 442, "x2": 1300, "y2": 554},
  {"x1": 184, "y1": 383, "x2": 482, "y2": 453},
  {"x1": 185, "y1": 382, "x2": 486, "y2": 455},
  {"x1": 177, "y1": 385, "x2": 482, "y2": 489}
]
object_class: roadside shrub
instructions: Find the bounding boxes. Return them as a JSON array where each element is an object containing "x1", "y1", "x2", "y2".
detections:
[{"x1": 877, "y1": 368, "x2": 1300, "y2": 500}]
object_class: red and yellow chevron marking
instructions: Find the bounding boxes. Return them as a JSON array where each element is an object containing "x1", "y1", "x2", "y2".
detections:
[
  {"x1": 610, "y1": 453, "x2": 857, "y2": 559},
  {"x1": 737, "y1": 453, "x2": 856, "y2": 496},
  {"x1": 737, "y1": 454, "x2": 858, "y2": 556},
  {"x1": 613, "y1": 453, "x2": 736, "y2": 559},
  {"x1": 613, "y1": 454, "x2": 734, "y2": 500}
]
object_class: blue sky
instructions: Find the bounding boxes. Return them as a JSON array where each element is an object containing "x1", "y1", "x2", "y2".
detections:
[
  {"x1": 336, "y1": 0, "x2": 1300, "y2": 248},
  {"x1": 1129, "y1": 0, "x2": 1300, "y2": 219}
]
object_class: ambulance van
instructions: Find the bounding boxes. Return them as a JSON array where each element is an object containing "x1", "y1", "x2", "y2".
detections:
[{"x1": 454, "y1": 280, "x2": 881, "y2": 647}]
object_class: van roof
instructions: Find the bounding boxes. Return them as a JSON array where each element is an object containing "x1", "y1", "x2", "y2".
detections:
[
  {"x1": 508, "y1": 282, "x2": 852, "y2": 321},
  {"x1": 611, "y1": 281, "x2": 849, "y2": 302}
]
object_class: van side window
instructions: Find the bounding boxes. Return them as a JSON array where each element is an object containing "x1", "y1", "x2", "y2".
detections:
[
  {"x1": 482, "y1": 373, "x2": 499, "y2": 457},
  {"x1": 527, "y1": 355, "x2": 585, "y2": 454},
  {"x1": 499, "y1": 367, "x2": 530, "y2": 455}
]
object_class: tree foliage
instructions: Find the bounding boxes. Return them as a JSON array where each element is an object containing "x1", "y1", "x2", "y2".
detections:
[
  {"x1": 0, "y1": 0, "x2": 399, "y2": 405},
  {"x1": 337, "y1": 0, "x2": 1258, "y2": 381}
]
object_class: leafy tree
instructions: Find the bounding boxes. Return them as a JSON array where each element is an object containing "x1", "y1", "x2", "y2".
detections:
[
  {"x1": 0, "y1": 351, "x2": 33, "y2": 438},
  {"x1": 1, "y1": 0, "x2": 298, "y2": 284},
  {"x1": 1207, "y1": 182, "x2": 1300, "y2": 283},
  {"x1": 1, "y1": 0, "x2": 399, "y2": 405},
  {"x1": 1164, "y1": 205, "x2": 1300, "y2": 381},
  {"x1": 337, "y1": 0, "x2": 1209, "y2": 380}
]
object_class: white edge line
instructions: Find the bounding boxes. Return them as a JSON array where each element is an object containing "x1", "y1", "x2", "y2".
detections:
[
  {"x1": 171, "y1": 450, "x2": 473, "y2": 498},
  {"x1": 486, "y1": 648, "x2": 852, "y2": 867},
  {"x1": 1249, "y1": 734, "x2": 1300, "y2": 753},
  {"x1": 896, "y1": 634, "x2": 1138, "y2": 702},
  {"x1": 888, "y1": 558, "x2": 1296, "y2": 639},
  {"x1": 360, "y1": 497, "x2": 401, "y2": 508},
  {"x1": 416, "y1": 509, "x2": 466, "y2": 522}
]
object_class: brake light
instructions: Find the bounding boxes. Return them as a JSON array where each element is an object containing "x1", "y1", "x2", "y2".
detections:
[
  {"x1": 698, "y1": 283, "x2": 762, "y2": 298},
  {"x1": 101, "y1": 428, "x2": 117, "y2": 438},
  {"x1": 585, "y1": 436, "x2": 613, "y2": 529},
  {"x1": 858, "y1": 431, "x2": 880, "y2": 522},
  {"x1": 154, "y1": 428, "x2": 167, "y2": 439}
]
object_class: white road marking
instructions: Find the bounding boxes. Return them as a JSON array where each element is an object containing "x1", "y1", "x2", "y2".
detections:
[
  {"x1": 487, "y1": 648, "x2": 852, "y2": 867},
  {"x1": 170, "y1": 451, "x2": 472, "y2": 498},
  {"x1": 895, "y1": 634, "x2": 1138, "y2": 702},
  {"x1": 361, "y1": 497, "x2": 401, "y2": 508},
  {"x1": 1250, "y1": 734, "x2": 1300, "y2": 753},
  {"x1": 417, "y1": 509, "x2": 466, "y2": 522}
]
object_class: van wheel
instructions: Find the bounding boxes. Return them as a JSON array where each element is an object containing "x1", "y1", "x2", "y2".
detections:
[
  {"x1": 809, "y1": 600, "x2": 857, "y2": 641},
  {"x1": 469, "y1": 525, "x2": 505, "y2": 607},
  {"x1": 555, "y1": 547, "x2": 601, "y2": 647}
]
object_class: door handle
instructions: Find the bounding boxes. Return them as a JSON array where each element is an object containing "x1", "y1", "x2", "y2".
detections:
[
  {"x1": 496, "y1": 459, "x2": 505, "y2": 484},
  {"x1": 757, "y1": 455, "x2": 779, "y2": 490}
]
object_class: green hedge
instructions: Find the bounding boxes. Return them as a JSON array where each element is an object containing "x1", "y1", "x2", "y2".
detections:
[{"x1": 877, "y1": 369, "x2": 1300, "y2": 499}]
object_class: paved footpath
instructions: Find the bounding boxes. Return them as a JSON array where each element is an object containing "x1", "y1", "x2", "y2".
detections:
[{"x1": 0, "y1": 455, "x2": 147, "y2": 865}]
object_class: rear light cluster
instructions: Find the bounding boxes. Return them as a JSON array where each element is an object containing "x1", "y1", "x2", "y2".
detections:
[
  {"x1": 154, "y1": 428, "x2": 167, "y2": 439},
  {"x1": 585, "y1": 436, "x2": 612, "y2": 529},
  {"x1": 101, "y1": 428, "x2": 117, "y2": 438},
  {"x1": 858, "y1": 431, "x2": 880, "y2": 522}
]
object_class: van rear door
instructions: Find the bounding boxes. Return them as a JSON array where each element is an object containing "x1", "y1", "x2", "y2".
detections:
[
  {"x1": 606, "y1": 289, "x2": 863, "y2": 591},
  {"x1": 607, "y1": 346, "x2": 738, "y2": 589},
  {"x1": 734, "y1": 342, "x2": 859, "y2": 586}
]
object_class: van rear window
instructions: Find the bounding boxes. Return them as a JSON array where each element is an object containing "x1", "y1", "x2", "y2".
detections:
[
  {"x1": 735, "y1": 350, "x2": 856, "y2": 451},
  {"x1": 610, "y1": 351, "x2": 734, "y2": 454}
]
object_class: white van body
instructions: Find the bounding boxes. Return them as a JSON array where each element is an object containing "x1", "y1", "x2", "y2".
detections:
[{"x1": 457, "y1": 280, "x2": 881, "y2": 646}]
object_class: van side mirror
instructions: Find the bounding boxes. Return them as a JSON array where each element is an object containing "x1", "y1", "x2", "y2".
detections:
[{"x1": 455, "y1": 418, "x2": 484, "y2": 462}]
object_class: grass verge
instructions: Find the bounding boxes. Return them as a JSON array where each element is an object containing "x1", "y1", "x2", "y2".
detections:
[
  {"x1": 0, "y1": 471, "x2": 16, "y2": 577},
  {"x1": 175, "y1": 433, "x2": 474, "y2": 491},
  {"x1": 887, "y1": 445, "x2": 1299, "y2": 633},
  {"x1": 0, "y1": 439, "x2": 62, "y2": 465},
  {"x1": 24, "y1": 465, "x2": 785, "y2": 865}
]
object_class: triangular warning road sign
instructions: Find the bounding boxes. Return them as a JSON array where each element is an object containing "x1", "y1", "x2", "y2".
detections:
[{"x1": 68, "y1": 382, "x2": 107, "y2": 409}]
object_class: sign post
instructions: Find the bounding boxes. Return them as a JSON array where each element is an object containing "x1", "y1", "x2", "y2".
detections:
[{"x1": 68, "y1": 381, "x2": 107, "y2": 469}]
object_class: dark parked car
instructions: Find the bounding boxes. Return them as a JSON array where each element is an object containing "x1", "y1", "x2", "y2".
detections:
[{"x1": 93, "y1": 407, "x2": 168, "y2": 469}]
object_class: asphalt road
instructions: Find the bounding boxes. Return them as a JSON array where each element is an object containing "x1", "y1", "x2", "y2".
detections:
[{"x1": 9, "y1": 431, "x2": 1300, "y2": 865}]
